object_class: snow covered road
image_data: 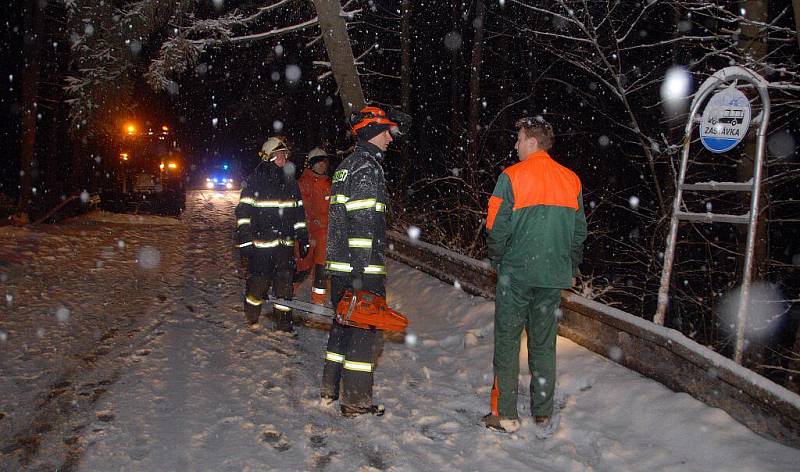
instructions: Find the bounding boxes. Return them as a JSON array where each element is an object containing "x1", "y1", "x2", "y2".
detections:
[{"x1": 1, "y1": 190, "x2": 799, "y2": 471}]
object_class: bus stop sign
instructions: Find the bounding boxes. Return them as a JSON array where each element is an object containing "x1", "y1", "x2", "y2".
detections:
[{"x1": 700, "y1": 86, "x2": 751, "y2": 153}]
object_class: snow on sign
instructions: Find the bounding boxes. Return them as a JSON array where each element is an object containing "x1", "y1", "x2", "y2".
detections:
[{"x1": 700, "y1": 86, "x2": 751, "y2": 153}]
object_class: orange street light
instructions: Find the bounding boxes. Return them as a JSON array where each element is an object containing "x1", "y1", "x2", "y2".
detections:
[
  {"x1": 120, "y1": 153, "x2": 129, "y2": 161},
  {"x1": 162, "y1": 125, "x2": 169, "y2": 132},
  {"x1": 167, "y1": 162, "x2": 178, "y2": 169},
  {"x1": 159, "y1": 162, "x2": 165, "y2": 170},
  {"x1": 125, "y1": 123, "x2": 137, "y2": 135}
]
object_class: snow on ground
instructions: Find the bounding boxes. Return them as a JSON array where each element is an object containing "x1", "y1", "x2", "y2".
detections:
[
  {"x1": 1, "y1": 190, "x2": 799, "y2": 471},
  {"x1": 80, "y1": 210, "x2": 184, "y2": 226}
]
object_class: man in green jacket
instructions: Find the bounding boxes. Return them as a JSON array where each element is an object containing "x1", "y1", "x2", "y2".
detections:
[{"x1": 482, "y1": 116, "x2": 587, "y2": 434}]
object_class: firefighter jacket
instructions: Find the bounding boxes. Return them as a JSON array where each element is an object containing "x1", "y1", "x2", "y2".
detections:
[
  {"x1": 298, "y1": 169, "x2": 331, "y2": 236},
  {"x1": 325, "y1": 142, "x2": 387, "y2": 281},
  {"x1": 235, "y1": 162, "x2": 308, "y2": 259},
  {"x1": 486, "y1": 150, "x2": 587, "y2": 289}
]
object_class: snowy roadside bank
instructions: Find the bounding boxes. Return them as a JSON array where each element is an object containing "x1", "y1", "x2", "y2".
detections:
[{"x1": 387, "y1": 230, "x2": 800, "y2": 448}]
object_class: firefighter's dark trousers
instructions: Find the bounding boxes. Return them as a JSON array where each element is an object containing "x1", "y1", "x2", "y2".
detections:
[
  {"x1": 491, "y1": 285, "x2": 561, "y2": 418},
  {"x1": 321, "y1": 276, "x2": 385, "y2": 408},
  {"x1": 244, "y1": 246, "x2": 294, "y2": 331},
  {"x1": 294, "y1": 264, "x2": 328, "y2": 304}
]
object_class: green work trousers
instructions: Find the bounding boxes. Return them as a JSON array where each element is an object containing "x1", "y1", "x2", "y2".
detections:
[{"x1": 493, "y1": 283, "x2": 561, "y2": 418}]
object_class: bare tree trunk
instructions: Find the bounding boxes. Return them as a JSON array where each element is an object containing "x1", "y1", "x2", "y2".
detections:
[
  {"x1": 311, "y1": 0, "x2": 365, "y2": 116},
  {"x1": 451, "y1": 0, "x2": 463, "y2": 161},
  {"x1": 793, "y1": 0, "x2": 800, "y2": 48},
  {"x1": 466, "y1": 0, "x2": 485, "y2": 174},
  {"x1": 70, "y1": 139, "x2": 88, "y2": 194},
  {"x1": 17, "y1": 0, "x2": 42, "y2": 219},
  {"x1": 399, "y1": 0, "x2": 412, "y2": 188}
]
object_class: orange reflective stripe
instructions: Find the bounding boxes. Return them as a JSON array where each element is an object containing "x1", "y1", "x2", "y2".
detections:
[
  {"x1": 505, "y1": 151, "x2": 580, "y2": 211},
  {"x1": 490, "y1": 376, "x2": 500, "y2": 416},
  {"x1": 352, "y1": 117, "x2": 396, "y2": 132},
  {"x1": 486, "y1": 195, "x2": 503, "y2": 230}
]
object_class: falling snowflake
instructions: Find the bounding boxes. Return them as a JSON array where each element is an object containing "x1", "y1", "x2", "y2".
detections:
[
  {"x1": 56, "y1": 306, "x2": 70, "y2": 323},
  {"x1": 137, "y1": 246, "x2": 161, "y2": 269},
  {"x1": 767, "y1": 131, "x2": 796, "y2": 160},
  {"x1": 404, "y1": 332, "x2": 418, "y2": 346},
  {"x1": 608, "y1": 346, "x2": 623, "y2": 362},
  {"x1": 443, "y1": 31, "x2": 462, "y2": 51},
  {"x1": 661, "y1": 66, "x2": 692, "y2": 114},
  {"x1": 273, "y1": 120, "x2": 284, "y2": 132},
  {"x1": 407, "y1": 226, "x2": 421, "y2": 241},
  {"x1": 628, "y1": 196, "x2": 640, "y2": 210},
  {"x1": 285, "y1": 65, "x2": 301, "y2": 83}
]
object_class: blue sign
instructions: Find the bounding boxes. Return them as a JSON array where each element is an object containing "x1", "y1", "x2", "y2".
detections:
[{"x1": 700, "y1": 87, "x2": 751, "y2": 153}]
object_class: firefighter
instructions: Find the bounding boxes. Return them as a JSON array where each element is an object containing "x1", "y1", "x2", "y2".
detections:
[
  {"x1": 320, "y1": 106, "x2": 410, "y2": 417},
  {"x1": 235, "y1": 136, "x2": 309, "y2": 333},
  {"x1": 294, "y1": 147, "x2": 332, "y2": 305}
]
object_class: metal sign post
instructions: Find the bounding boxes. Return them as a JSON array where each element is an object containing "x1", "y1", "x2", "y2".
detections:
[{"x1": 654, "y1": 66, "x2": 771, "y2": 365}]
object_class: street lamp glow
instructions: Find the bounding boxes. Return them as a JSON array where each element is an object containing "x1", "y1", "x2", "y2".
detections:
[{"x1": 125, "y1": 123, "x2": 137, "y2": 135}]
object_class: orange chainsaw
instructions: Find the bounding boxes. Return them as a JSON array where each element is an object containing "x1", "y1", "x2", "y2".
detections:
[{"x1": 268, "y1": 290, "x2": 409, "y2": 332}]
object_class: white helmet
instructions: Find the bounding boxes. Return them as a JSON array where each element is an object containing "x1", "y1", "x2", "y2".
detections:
[
  {"x1": 259, "y1": 136, "x2": 290, "y2": 161},
  {"x1": 307, "y1": 146, "x2": 330, "y2": 166},
  {"x1": 307, "y1": 147, "x2": 327, "y2": 160}
]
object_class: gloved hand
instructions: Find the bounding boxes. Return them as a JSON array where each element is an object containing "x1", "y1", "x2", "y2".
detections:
[
  {"x1": 298, "y1": 242, "x2": 310, "y2": 258},
  {"x1": 239, "y1": 244, "x2": 255, "y2": 259}
]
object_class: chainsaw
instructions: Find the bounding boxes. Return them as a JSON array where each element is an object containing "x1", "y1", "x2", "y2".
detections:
[{"x1": 268, "y1": 289, "x2": 408, "y2": 332}]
